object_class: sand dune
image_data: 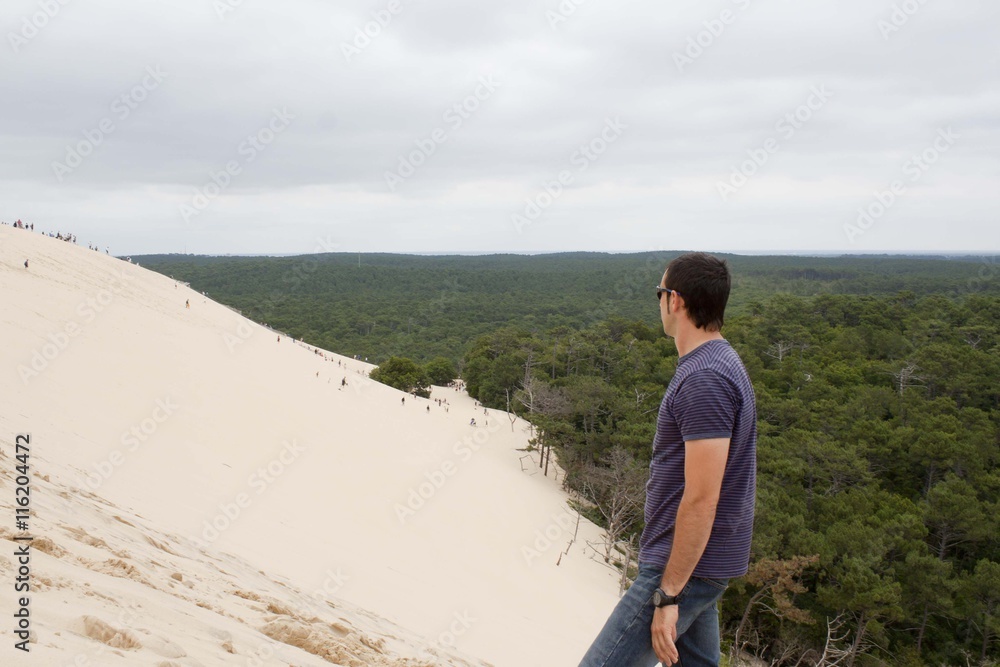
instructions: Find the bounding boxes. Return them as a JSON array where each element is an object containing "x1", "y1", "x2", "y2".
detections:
[{"x1": 0, "y1": 226, "x2": 622, "y2": 666}]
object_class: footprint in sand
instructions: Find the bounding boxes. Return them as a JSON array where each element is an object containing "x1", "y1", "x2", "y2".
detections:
[
  {"x1": 71, "y1": 615, "x2": 142, "y2": 650},
  {"x1": 89, "y1": 557, "x2": 152, "y2": 586}
]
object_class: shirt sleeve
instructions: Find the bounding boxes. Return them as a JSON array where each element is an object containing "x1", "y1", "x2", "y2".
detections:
[{"x1": 672, "y1": 369, "x2": 738, "y2": 442}]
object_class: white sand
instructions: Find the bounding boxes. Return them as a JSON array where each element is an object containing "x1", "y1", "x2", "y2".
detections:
[{"x1": 0, "y1": 226, "x2": 623, "y2": 666}]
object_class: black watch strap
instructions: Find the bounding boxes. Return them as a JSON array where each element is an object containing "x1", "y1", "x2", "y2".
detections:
[{"x1": 652, "y1": 587, "x2": 683, "y2": 607}]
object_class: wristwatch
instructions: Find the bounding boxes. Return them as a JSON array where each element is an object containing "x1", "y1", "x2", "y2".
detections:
[{"x1": 652, "y1": 588, "x2": 683, "y2": 607}]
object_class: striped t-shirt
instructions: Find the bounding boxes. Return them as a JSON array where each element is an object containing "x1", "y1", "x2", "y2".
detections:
[{"x1": 638, "y1": 338, "x2": 757, "y2": 578}]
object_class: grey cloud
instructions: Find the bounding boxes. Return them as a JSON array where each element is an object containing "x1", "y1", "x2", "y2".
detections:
[{"x1": 0, "y1": 0, "x2": 996, "y2": 254}]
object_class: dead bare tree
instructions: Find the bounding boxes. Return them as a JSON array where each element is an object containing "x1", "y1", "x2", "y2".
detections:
[
  {"x1": 579, "y1": 447, "x2": 646, "y2": 565},
  {"x1": 517, "y1": 375, "x2": 539, "y2": 437},
  {"x1": 963, "y1": 332, "x2": 983, "y2": 349},
  {"x1": 618, "y1": 534, "x2": 638, "y2": 597},
  {"x1": 816, "y1": 614, "x2": 852, "y2": 667},
  {"x1": 504, "y1": 388, "x2": 518, "y2": 432},
  {"x1": 755, "y1": 640, "x2": 811, "y2": 667},
  {"x1": 889, "y1": 361, "x2": 928, "y2": 425},
  {"x1": 514, "y1": 353, "x2": 540, "y2": 429},
  {"x1": 892, "y1": 362, "x2": 925, "y2": 397},
  {"x1": 632, "y1": 385, "x2": 660, "y2": 416},
  {"x1": 765, "y1": 341, "x2": 797, "y2": 363},
  {"x1": 555, "y1": 511, "x2": 582, "y2": 566}
]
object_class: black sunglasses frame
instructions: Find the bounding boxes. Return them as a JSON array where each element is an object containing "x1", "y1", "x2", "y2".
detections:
[
  {"x1": 656, "y1": 286, "x2": 680, "y2": 300},
  {"x1": 656, "y1": 286, "x2": 680, "y2": 314}
]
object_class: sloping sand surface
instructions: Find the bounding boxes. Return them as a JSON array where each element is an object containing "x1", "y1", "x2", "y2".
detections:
[{"x1": 0, "y1": 226, "x2": 622, "y2": 666}]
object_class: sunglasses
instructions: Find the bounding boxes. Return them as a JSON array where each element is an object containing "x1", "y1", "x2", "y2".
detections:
[
  {"x1": 656, "y1": 287, "x2": 680, "y2": 301},
  {"x1": 656, "y1": 286, "x2": 680, "y2": 314}
]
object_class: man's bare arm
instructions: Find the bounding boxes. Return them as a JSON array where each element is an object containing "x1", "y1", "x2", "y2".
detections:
[{"x1": 659, "y1": 437, "x2": 730, "y2": 595}]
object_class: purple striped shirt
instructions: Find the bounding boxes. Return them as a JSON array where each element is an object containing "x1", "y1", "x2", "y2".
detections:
[{"x1": 638, "y1": 338, "x2": 757, "y2": 578}]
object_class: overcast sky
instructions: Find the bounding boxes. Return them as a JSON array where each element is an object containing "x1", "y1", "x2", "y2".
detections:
[{"x1": 1, "y1": 0, "x2": 997, "y2": 256}]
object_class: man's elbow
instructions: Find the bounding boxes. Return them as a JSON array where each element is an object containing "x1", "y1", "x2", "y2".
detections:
[{"x1": 680, "y1": 492, "x2": 720, "y2": 515}]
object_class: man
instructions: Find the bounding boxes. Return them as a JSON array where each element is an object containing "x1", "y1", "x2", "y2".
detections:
[{"x1": 580, "y1": 252, "x2": 757, "y2": 667}]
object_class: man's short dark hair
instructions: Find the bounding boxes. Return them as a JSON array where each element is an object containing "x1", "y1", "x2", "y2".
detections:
[{"x1": 665, "y1": 252, "x2": 731, "y2": 331}]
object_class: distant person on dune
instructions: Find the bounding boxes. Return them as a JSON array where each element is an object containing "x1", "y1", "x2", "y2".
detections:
[
  {"x1": 24, "y1": 259, "x2": 29, "y2": 269},
  {"x1": 579, "y1": 252, "x2": 757, "y2": 667},
  {"x1": 185, "y1": 299, "x2": 189, "y2": 309}
]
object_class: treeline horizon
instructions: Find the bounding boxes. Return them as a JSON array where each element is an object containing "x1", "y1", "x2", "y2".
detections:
[{"x1": 135, "y1": 251, "x2": 998, "y2": 367}]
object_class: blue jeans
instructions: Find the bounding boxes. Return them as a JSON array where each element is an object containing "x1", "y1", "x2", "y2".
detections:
[{"x1": 579, "y1": 562, "x2": 729, "y2": 667}]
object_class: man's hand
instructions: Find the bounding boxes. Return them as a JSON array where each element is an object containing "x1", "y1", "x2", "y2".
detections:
[{"x1": 651, "y1": 604, "x2": 680, "y2": 665}]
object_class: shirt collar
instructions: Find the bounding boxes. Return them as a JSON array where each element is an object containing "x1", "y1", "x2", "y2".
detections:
[{"x1": 678, "y1": 338, "x2": 729, "y2": 363}]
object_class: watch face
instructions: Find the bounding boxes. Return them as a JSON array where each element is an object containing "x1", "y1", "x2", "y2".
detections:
[{"x1": 653, "y1": 588, "x2": 679, "y2": 607}]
